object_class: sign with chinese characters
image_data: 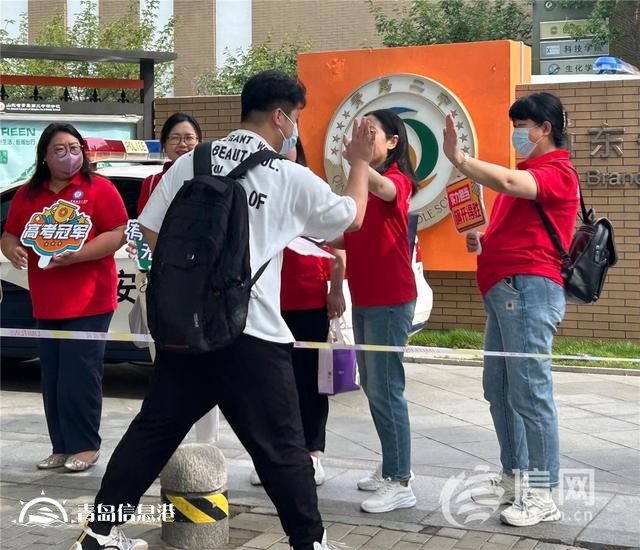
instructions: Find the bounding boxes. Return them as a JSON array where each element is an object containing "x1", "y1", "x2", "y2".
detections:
[
  {"x1": 540, "y1": 38, "x2": 609, "y2": 60},
  {"x1": 589, "y1": 123, "x2": 625, "y2": 158},
  {"x1": 125, "y1": 219, "x2": 153, "y2": 271},
  {"x1": 323, "y1": 73, "x2": 477, "y2": 230},
  {"x1": 445, "y1": 177, "x2": 487, "y2": 233},
  {"x1": 539, "y1": 19, "x2": 591, "y2": 40},
  {"x1": 20, "y1": 199, "x2": 92, "y2": 268},
  {"x1": 540, "y1": 57, "x2": 599, "y2": 75}
]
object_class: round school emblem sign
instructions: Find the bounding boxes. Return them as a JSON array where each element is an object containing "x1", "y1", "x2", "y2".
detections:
[{"x1": 324, "y1": 74, "x2": 477, "y2": 230}]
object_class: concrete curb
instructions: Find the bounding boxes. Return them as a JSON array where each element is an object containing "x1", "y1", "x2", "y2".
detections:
[{"x1": 404, "y1": 354, "x2": 640, "y2": 376}]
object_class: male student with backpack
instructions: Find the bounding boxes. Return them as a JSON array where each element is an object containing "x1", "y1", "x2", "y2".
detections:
[{"x1": 71, "y1": 70, "x2": 374, "y2": 550}]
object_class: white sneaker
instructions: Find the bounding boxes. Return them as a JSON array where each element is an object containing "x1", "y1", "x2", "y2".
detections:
[
  {"x1": 357, "y1": 464, "x2": 383, "y2": 491},
  {"x1": 500, "y1": 488, "x2": 562, "y2": 527},
  {"x1": 249, "y1": 468, "x2": 262, "y2": 486},
  {"x1": 70, "y1": 524, "x2": 148, "y2": 549},
  {"x1": 471, "y1": 471, "x2": 517, "y2": 505},
  {"x1": 310, "y1": 529, "x2": 353, "y2": 549},
  {"x1": 357, "y1": 465, "x2": 415, "y2": 491},
  {"x1": 361, "y1": 479, "x2": 417, "y2": 513},
  {"x1": 311, "y1": 456, "x2": 325, "y2": 486}
]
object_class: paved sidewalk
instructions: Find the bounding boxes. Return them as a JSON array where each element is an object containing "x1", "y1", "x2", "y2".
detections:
[{"x1": 1, "y1": 362, "x2": 639, "y2": 549}]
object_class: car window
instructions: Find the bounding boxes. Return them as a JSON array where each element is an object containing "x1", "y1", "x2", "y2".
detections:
[
  {"x1": 1, "y1": 186, "x2": 20, "y2": 234},
  {"x1": 109, "y1": 177, "x2": 142, "y2": 220}
]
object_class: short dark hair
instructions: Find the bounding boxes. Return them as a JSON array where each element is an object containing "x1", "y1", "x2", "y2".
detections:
[
  {"x1": 27, "y1": 123, "x2": 92, "y2": 196},
  {"x1": 508, "y1": 92, "x2": 567, "y2": 148},
  {"x1": 365, "y1": 109, "x2": 418, "y2": 196},
  {"x1": 241, "y1": 70, "x2": 306, "y2": 122},
  {"x1": 159, "y1": 112, "x2": 202, "y2": 147}
]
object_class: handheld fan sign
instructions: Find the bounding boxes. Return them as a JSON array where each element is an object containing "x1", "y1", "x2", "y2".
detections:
[
  {"x1": 446, "y1": 176, "x2": 487, "y2": 254},
  {"x1": 125, "y1": 219, "x2": 153, "y2": 271},
  {"x1": 20, "y1": 199, "x2": 92, "y2": 268}
]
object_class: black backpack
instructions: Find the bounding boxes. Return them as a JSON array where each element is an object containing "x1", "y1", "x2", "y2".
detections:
[
  {"x1": 147, "y1": 144, "x2": 280, "y2": 354},
  {"x1": 535, "y1": 182, "x2": 618, "y2": 305}
]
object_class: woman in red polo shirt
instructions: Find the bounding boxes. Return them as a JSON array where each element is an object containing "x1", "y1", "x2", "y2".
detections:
[
  {"x1": 442, "y1": 92, "x2": 579, "y2": 527},
  {"x1": 1, "y1": 123, "x2": 128, "y2": 472},
  {"x1": 137, "y1": 112, "x2": 202, "y2": 214},
  {"x1": 339, "y1": 109, "x2": 418, "y2": 514}
]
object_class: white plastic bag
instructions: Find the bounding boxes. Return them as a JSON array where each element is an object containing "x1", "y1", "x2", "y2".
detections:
[{"x1": 128, "y1": 272, "x2": 150, "y2": 349}]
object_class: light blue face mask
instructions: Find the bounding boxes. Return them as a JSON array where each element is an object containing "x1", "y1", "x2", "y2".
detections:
[
  {"x1": 511, "y1": 126, "x2": 540, "y2": 158},
  {"x1": 278, "y1": 111, "x2": 298, "y2": 156}
]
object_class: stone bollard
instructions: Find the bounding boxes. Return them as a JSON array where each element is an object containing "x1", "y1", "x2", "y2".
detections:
[{"x1": 160, "y1": 443, "x2": 229, "y2": 549}]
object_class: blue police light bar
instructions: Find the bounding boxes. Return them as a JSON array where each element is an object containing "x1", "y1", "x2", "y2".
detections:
[{"x1": 594, "y1": 56, "x2": 640, "y2": 75}]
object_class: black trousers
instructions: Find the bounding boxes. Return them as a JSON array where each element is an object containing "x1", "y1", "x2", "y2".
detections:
[
  {"x1": 37, "y1": 312, "x2": 113, "y2": 454},
  {"x1": 92, "y1": 334, "x2": 324, "y2": 550},
  {"x1": 282, "y1": 307, "x2": 329, "y2": 453}
]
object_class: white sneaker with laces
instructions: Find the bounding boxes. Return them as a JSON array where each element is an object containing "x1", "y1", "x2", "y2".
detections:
[
  {"x1": 361, "y1": 479, "x2": 417, "y2": 513},
  {"x1": 471, "y1": 471, "x2": 517, "y2": 505},
  {"x1": 357, "y1": 465, "x2": 415, "y2": 491},
  {"x1": 311, "y1": 456, "x2": 325, "y2": 486},
  {"x1": 309, "y1": 529, "x2": 353, "y2": 549},
  {"x1": 70, "y1": 524, "x2": 148, "y2": 549},
  {"x1": 357, "y1": 464, "x2": 383, "y2": 491},
  {"x1": 500, "y1": 488, "x2": 562, "y2": 527}
]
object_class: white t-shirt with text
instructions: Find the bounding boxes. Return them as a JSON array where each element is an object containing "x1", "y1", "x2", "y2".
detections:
[{"x1": 139, "y1": 129, "x2": 356, "y2": 343}]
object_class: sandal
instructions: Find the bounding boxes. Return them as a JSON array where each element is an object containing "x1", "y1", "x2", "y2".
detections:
[
  {"x1": 37, "y1": 453, "x2": 70, "y2": 469},
  {"x1": 64, "y1": 450, "x2": 100, "y2": 472}
]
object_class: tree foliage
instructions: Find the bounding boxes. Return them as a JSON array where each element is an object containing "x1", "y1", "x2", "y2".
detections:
[
  {"x1": 367, "y1": 0, "x2": 532, "y2": 47},
  {"x1": 194, "y1": 36, "x2": 310, "y2": 96},
  {"x1": 0, "y1": 0, "x2": 175, "y2": 101},
  {"x1": 560, "y1": 0, "x2": 639, "y2": 65}
]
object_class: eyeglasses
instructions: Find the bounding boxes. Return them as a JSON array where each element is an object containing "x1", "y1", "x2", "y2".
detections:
[
  {"x1": 51, "y1": 144, "x2": 83, "y2": 157},
  {"x1": 167, "y1": 134, "x2": 198, "y2": 145}
]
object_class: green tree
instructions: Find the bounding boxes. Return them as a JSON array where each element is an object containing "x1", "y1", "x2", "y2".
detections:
[
  {"x1": 194, "y1": 36, "x2": 310, "y2": 95},
  {"x1": 0, "y1": 0, "x2": 175, "y2": 102},
  {"x1": 560, "y1": 0, "x2": 639, "y2": 67},
  {"x1": 367, "y1": 0, "x2": 532, "y2": 47}
]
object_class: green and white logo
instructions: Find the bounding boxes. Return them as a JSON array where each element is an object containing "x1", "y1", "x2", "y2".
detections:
[{"x1": 324, "y1": 74, "x2": 477, "y2": 229}]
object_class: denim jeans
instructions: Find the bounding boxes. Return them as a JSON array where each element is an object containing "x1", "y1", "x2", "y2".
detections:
[
  {"x1": 483, "y1": 275, "x2": 565, "y2": 487},
  {"x1": 352, "y1": 300, "x2": 415, "y2": 481}
]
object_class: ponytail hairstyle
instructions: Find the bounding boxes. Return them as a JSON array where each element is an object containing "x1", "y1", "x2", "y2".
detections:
[{"x1": 364, "y1": 109, "x2": 418, "y2": 196}]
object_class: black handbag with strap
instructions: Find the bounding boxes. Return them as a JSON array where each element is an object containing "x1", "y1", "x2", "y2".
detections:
[{"x1": 534, "y1": 179, "x2": 618, "y2": 305}]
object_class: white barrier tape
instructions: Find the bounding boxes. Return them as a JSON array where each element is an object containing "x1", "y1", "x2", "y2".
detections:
[{"x1": 2, "y1": 327, "x2": 639, "y2": 364}]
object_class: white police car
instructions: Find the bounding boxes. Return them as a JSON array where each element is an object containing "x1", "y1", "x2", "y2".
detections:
[{"x1": 0, "y1": 139, "x2": 432, "y2": 362}]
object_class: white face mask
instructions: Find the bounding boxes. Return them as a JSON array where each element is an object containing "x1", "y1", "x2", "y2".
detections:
[
  {"x1": 511, "y1": 126, "x2": 541, "y2": 158},
  {"x1": 278, "y1": 111, "x2": 298, "y2": 156}
]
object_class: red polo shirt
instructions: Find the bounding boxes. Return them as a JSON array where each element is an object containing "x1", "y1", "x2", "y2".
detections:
[
  {"x1": 477, "y1": 149, "x2": 579, "y2": 295},
  {"x1": 137, "y1": 160, "x2": 173, "y2": 215},
  {"x1": 4, "y1": 172, "x2": 128, "y2": 319},
  {"x1": 343, "y1": 163, "x2": 417, "y2": 307},
  {"x1": 280, "y1": 248, "x2": 330, "y2": 311}
]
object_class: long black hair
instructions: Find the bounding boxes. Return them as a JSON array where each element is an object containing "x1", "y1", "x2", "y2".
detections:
[
  {"x1": 365, "y1": 109, "x2": 418, "y2": 196},
  {"x1": 159, "y1": 112, "x2": 202, "y2": 148},
  {"x1": 27, "y1": 123, "x2": 92, "y2": 197},
  {"x1": 508, "y1": 92, "x2": 567, "y2": 148}
]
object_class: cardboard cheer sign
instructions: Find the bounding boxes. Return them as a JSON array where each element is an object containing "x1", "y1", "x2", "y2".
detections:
[
  {"x1": 125, "y1": 219, "x2": 153, "y2": 271},
  {"x1": 20, "y1": 199, "x2": 92, "y2": 268},
  {"x1": 446, "y1": 176, "x2": 487, "y2": 234}
]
